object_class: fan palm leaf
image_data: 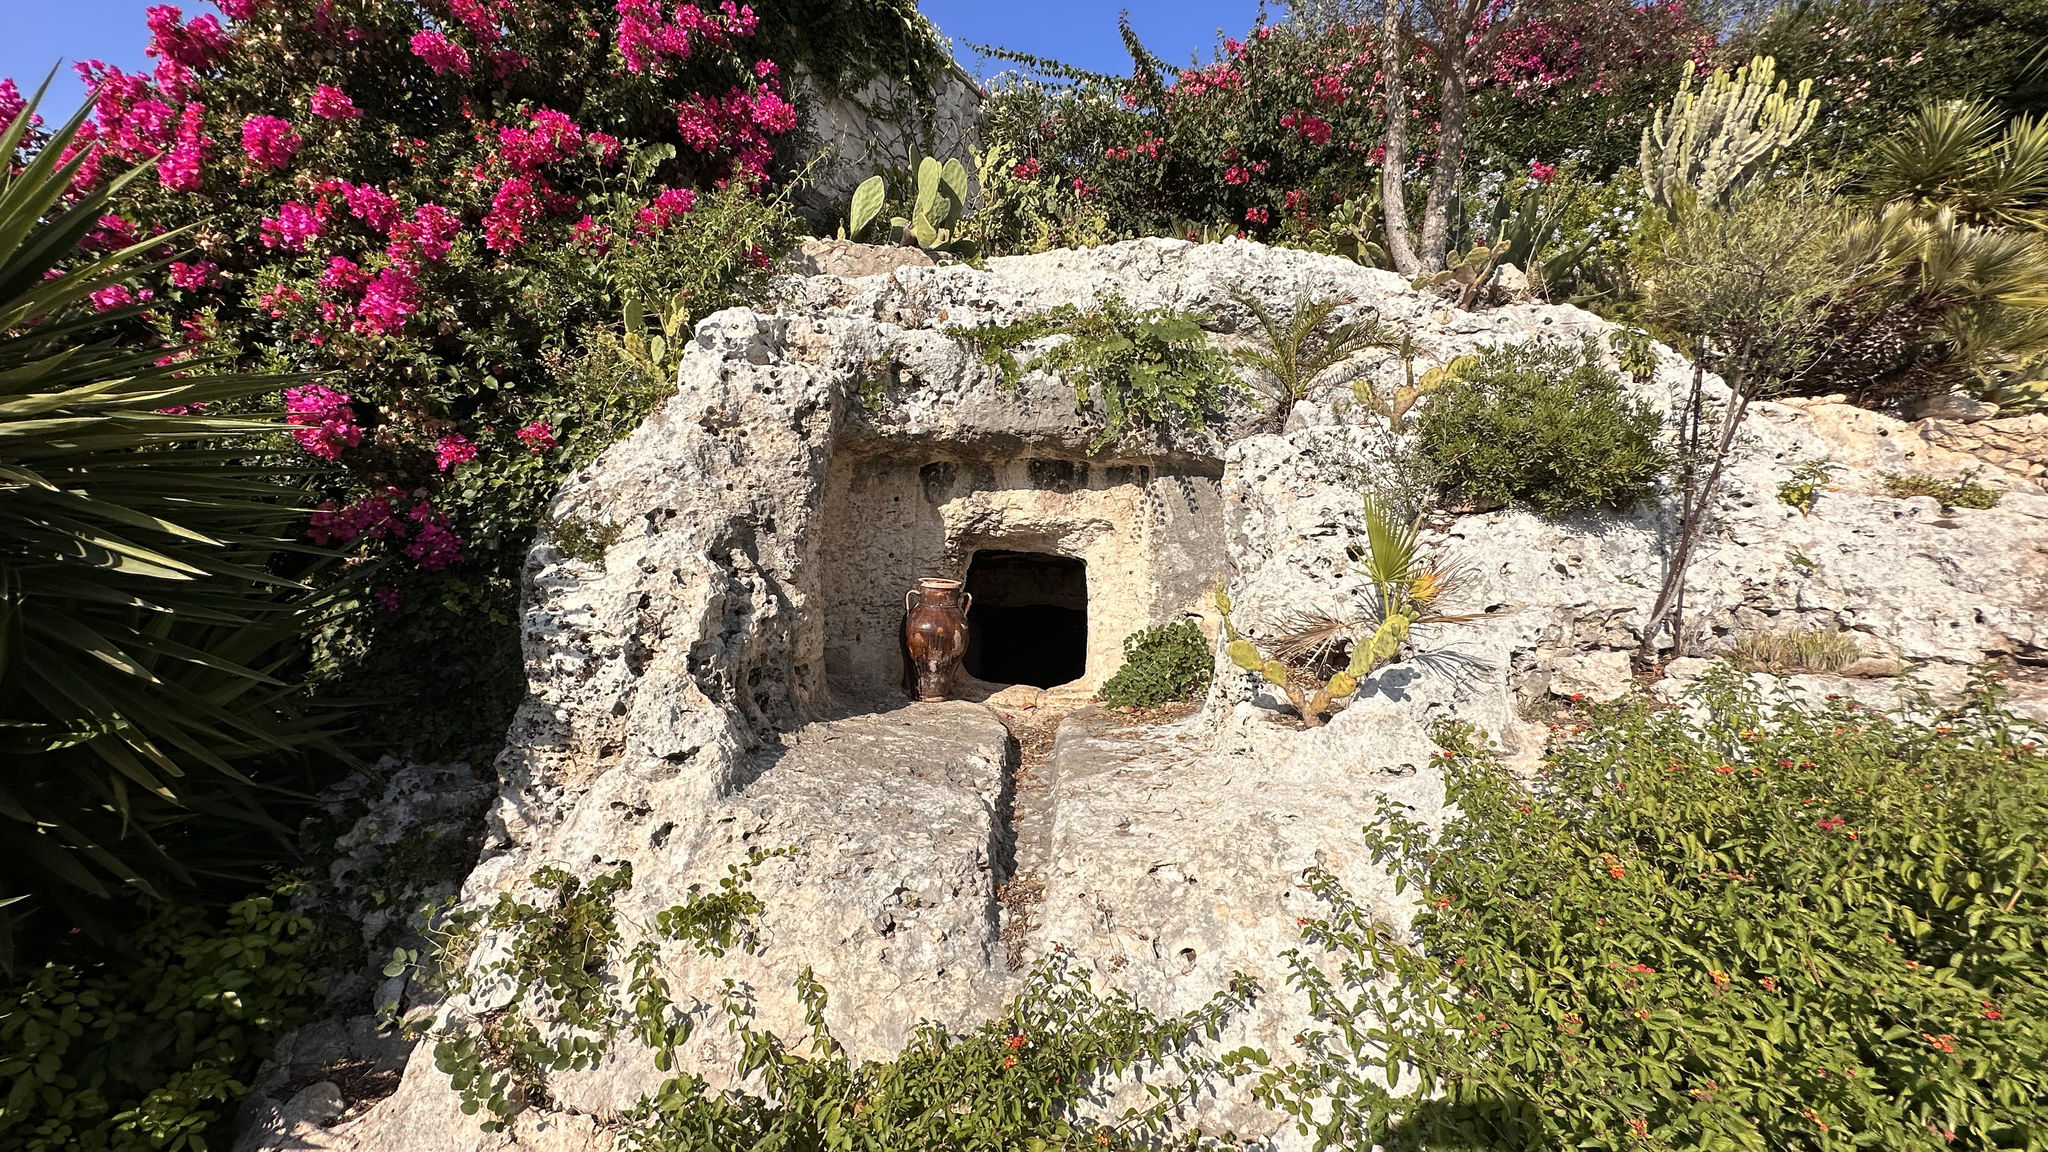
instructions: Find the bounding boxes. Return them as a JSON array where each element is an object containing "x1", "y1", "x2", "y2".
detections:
[{"x1": 1, "y1": 81, "x2": 338, "y2": 958}]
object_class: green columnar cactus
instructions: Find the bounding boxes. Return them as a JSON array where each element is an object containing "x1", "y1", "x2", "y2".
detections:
[{"x1": 1640, "y1": 56, "x2": 1819, "y2": 215}]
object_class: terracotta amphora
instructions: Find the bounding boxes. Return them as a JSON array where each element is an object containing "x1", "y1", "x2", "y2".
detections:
[{"x1": 904, "y1": 578, "x2": 971, "y2": 701}]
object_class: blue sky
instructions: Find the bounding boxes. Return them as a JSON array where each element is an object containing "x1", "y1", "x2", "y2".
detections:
[{"x1": 3, "y1": 1, "x2": 1255, "y2": 114}]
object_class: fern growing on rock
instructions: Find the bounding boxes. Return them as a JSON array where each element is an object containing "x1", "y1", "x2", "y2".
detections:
[{"x1": 951, "y1": 296, "x2": 1242, "y2": 450}]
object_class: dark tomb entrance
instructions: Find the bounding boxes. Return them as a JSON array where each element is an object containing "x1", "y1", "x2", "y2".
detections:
[{"x1": 962, "y1": 550, "x2": 1088, "y2": 688}]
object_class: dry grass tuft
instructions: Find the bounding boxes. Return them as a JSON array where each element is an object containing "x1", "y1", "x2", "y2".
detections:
[{"x1": 1730, "y1": 627, "x2": 1864, "y2": 673}]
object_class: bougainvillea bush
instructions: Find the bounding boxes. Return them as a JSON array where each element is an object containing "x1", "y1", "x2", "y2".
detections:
[
  {"x1": 0, "y1": 0, "x2": 942, "y2": 753},
  {"x1": 978, "y1": 19, "x2": 1390, "y2": 244},
  {"x1": 1249, "y1": 670, "x2": 2048, "y2": 1150},
  {"x1": 973, "y1": 1, "x2": 1707, "y2": 252}
]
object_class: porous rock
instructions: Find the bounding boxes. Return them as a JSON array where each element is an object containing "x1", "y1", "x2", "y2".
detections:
[{"x1": 264, "y1": 239, "x2": 2046, "y2": 1151}]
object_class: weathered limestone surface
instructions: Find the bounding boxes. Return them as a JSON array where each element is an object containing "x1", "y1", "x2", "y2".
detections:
[{"x1": 250, "y1": 239, "x2": 2048, "y2": 1151}]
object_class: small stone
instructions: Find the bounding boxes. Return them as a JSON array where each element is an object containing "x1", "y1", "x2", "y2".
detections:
[
  {"x1": 793, "y1": 238, "x2": 935, "y2": 278},
  {"x1": 284, "y1": 1082, "x2": 345, "y2": 1128},
  {"x1": 1907, "y1": 393, "x2": 1999, "y2": 423},
  {"x1": 1549, "y1": 651, "x2": 1634, "y2": 703},
  {"x1": 1840, "y1": 657, "x2": 1905, "y2": 679}
]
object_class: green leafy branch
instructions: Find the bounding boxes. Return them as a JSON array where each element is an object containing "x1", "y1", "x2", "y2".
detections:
[{"x1": 950, "y1": 296, "x2": 1242, "y2": 450}]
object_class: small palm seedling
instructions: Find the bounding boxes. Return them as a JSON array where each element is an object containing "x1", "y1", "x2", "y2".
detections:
[
  {"x1": 1232, "y1": 291, "x2": 1397, "y2": 432},
  {"x1": 1222, "y1": 496, "x2": 1502, "y2": 725}
]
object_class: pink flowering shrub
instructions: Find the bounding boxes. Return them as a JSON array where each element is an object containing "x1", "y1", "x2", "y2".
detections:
[
  {"x1": 979, "y1": 3, "x2": 1708, "y2": 243},
  {"x1": 309, "y1": 84, "x2": 359, "y2": 121},
  {"x1": 283, "y1": 385, "x2": 362, "y2": 460},
  {"x1": 4, "y1": 0, "x2": 946, "y2": 751},
  {"x1": 239, "y1": 114, "x2": 301, "y2": 169},
  {"x1": 515, "y1": 420, "x2": 557, "y2": 452},
  {"x1": 434, "y1": 434, "x2": 477, "y2": 472}
]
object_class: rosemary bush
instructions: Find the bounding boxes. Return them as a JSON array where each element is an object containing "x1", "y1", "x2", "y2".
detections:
[{"x1": 1417, "y1": 338, "x2": 1666, "y2": 514}]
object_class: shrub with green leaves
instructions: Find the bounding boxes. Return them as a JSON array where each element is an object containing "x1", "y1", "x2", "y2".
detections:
[
  {"x1": 1417, "y1": 338, "x2": 1666, "y2": 513},
  {"x1": 0, "y1": 92, "x2": 334, "y2": 950},
  {"x1": 1878, "y1": 471, "x2": 2003, "y2": 511},
  {"x1": 951, "y1": 296, "x2": 1241, "y2": 450},
  {"x1": 1247, "y1": 669, "x2": 2048, "y2": 1150},
  {"x1": 1097, "y1": 621, "x2": 1213, "y2": 710},
  {"x1": 0, "y1": 891, "x2": 317, "y2": 1152}
]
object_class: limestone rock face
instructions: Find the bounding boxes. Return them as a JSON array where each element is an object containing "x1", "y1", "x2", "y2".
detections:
[{"x1": 256, "y1": 239, "x2": 2047, "y2": 1151}]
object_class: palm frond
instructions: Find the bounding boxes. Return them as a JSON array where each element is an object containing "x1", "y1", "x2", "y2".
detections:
[{"x1": 1, "y1": 84, "x2": 342, "y2": 953}]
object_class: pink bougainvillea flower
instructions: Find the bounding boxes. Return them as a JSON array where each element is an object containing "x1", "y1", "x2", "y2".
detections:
[
  {"x1": 1245, "y1": 206, "x2": 1271, "y2": 224},
  {"x1": 355, "y1": 265, "x2": 419, "y2": 334},
  {"x1": 81, "y1": 213, "x2": 140, "y2": 252},
  {"x1": 0, "y1": 79, "x2": 42, "y2": 137},
  {"x1": 284, "y1": 384, "x2": 361, "y2": 460},
  {"x1": 89, "y1": 284, "x2": 137, "y2": 311},
  {"x1": 336, "y1": 181, "x2": 399, "y2": 233},
  {"x1": 217, "y1": 0, "x2": 257, "y2": 19},
  {"x1": 746, "y1": 87, "x2": 796, "y2": 134},
  {"x1": 240, "y1": 113, "x2": 301, "y2": 168},
  {"x1": 306, "y1": 492, "x2": 406, "y2": 546},
  {"x1": 259, "y1": 199, "x2": 325, "y2": 250},
  {"x1": 1530, "y1": 159, "x2": 1559, "y2": 183},
  {"x1": 257, "y1": 283, "x2": 302, "y2": 317},
  {"x1": 411, "y1": 30, "x2": 472, "y2": 76},
  {"x1": 434, "y1": 433, "x2": 477, "y2": 472},
  {"x1": 571, "y1": 214, "x2": 612, "y2": 254},
  {"x1": 496, "y1": 108, "x2": 582, "y2": 172},
  {"x1": 618, "y1": 0, "x2": 759, "y2": 74},
  {"x1": 319, "y1": 256, "x2": 368, "y2": 293},
  {"x1": 402, "y1": 203, "x2": 463, "y2": 262},
  {"x1": 516, "y1": 420, "x2": 557, "y2": 452},
  {"x1": 310, "y1": 83, "x2": 360, "y2": 120},
  {"x1": 1280, "y1": 108, "x2": 1332, "y2": 146},
  {"x1": 158, "y1": 101, "x2": 210, "y2": 191},
  {"x1": 483, "y1": 176, "x2": 541, "y2": 252},
  {"x1": 374, "y1": 586, "x2": 403, "y2": 614},
  {"x1": 634, "y1": 186, "x2": 696, "y2": 232},
  {"x1": 168, "y1": 260, "x2": 217, "y2": 289},
  {"x1": 449, "y1": 0, "x2": 506, "y2": 44},
  {"x1": 586, "y1": 130, "x2": 624, "y2": 166},
  {"x1": 1011, "y1": 156, "x2": 1041, "y2": 181},
  {"x1": 146, "y1": 6, "x2": 235, "y2": 69},
  {"x1": 405, "y1": 503, "x2": 465, "y2": 570},
  {"x1": 674, "y1": 99, "x2": 720, "y2": 151}
]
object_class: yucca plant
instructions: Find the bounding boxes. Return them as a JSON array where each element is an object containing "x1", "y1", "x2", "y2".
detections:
[
  {"x1": 1864, "y1": 100, "x2": 2048, "y2": 233},
  {"x1": 1, "y1": 82, "x2": 334, "y2": 959}
]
